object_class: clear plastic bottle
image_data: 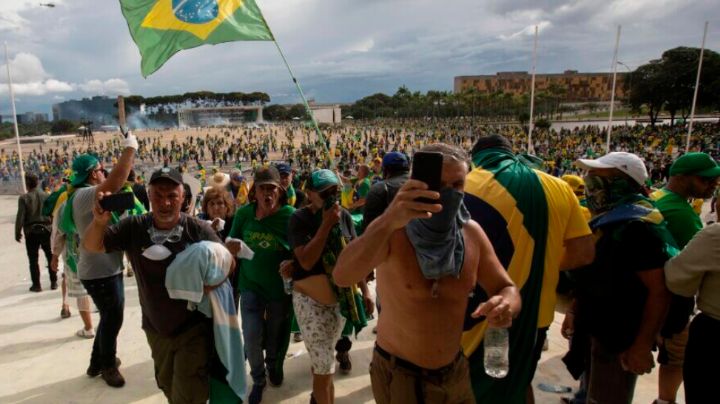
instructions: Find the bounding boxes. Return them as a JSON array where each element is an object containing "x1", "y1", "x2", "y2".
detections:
[
  {"x1": 484, "y1": 327, "x2": 509, "y2": 378},
  {"x1": 283, "y1": 276, "x2": 294, "y2": 295}
]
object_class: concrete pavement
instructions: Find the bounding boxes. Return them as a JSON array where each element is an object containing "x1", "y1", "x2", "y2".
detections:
[{"x1": 0, "y1": 195, "x2": 681, "y2": 403}]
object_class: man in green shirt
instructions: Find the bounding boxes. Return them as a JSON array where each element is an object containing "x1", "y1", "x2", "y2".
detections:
[
  {"x1": 226, "y1": 166, "x2": 295, "y2": 404},
  {"x1": 349, "y1": 164, "x2": 371, "y2": 214},
  {"x1": 650, "y1": 151, "x2": 720, "y2": 404}
]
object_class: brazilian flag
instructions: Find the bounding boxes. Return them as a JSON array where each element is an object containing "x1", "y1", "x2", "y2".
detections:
[
  {"x1": 462, "y1": 148, "x2": 548, "y2": 404},
  {"x1": 120, "y1": 0, "x2": 274, "y2": 77}
]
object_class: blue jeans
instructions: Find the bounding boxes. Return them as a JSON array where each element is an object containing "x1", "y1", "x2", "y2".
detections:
[
  {"x1": 239, "y1": 290, "x2": 292, "y2": 385},
  {"x1": 82, "y1": 273, "x2": 125, "y2": 369}
]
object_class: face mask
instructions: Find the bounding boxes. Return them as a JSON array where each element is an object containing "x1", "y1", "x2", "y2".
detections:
[
  {"x1": 406, "y1": 188, "x2": 470, "y2": 295},
  {"x1": 143, "y1": 225, "x2": 183, "y2": 261},
  {"x1": 142, "y1": 244, "x2": 173, "y2": 261},
  {"x1": 584, "y1": 175, "x2": 638, "y2": 214}
]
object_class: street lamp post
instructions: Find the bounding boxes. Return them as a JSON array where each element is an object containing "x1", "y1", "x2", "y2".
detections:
[{"x1": 617, "y1": 61, "x2": 632, "y2": 125}]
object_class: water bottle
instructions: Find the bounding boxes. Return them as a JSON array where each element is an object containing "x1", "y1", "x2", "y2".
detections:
[
  {"x1": 283, "y1": 276, "x2": 293, "y2": 295},
  {"x1": 484, "y1": 327, "x2": 509, "y2": 378}
]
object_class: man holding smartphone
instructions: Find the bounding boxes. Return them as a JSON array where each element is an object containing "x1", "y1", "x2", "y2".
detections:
[
  {"x1": 58, "y1": 132, "x2": 137, "y2": 387},
  {"x1": 333, "y1": 143, "x2": 521, "y2": 404}
]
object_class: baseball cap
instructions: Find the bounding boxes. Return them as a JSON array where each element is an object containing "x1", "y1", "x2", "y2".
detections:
[
  {"x1": 275, "y1": 162, "x2": 292, "y2": 175},
  {"x1": 253, "y1": 166, "x2": 281, "y2": 188},
  {"x1": 382, "y1": 152, "x2": 409, "y2": 169},
  {"x1": 561, "y1": 174, "x2": 586, "y2": 195},
  {"x1": 70, "y1": 154, "x2": 100, "y2": 187},
  {"x1": 575, "y1": 152, "x2": 648, "y2": 186},
  {"x1": 669, "y1": 152, "x2": 720, "y2": 177},
  {"x1": 149, "y1": 167, "x2": 184, "y2": 186},
  {"x1": 309, "y1": 169, "x2": 340, "y2": 192}
]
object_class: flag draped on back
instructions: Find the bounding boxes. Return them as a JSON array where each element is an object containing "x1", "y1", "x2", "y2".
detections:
[
  {"x1": 120, "y1": 0, "x2": 274, "y2": 77},
  {"x1": 462, "y1": 148, "x2": 549, "y2": 404}
]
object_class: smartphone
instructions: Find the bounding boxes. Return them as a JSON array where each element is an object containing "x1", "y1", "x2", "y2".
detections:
[
  {"x1": 411, "y1": 151, "x2": 443, "y2": 203},
  {"x1": 323, "y1": 193, "x2": 338, "y2": 210},
  {"x1": 100, "y1": 192, "x2": 135, "y2": 212}
]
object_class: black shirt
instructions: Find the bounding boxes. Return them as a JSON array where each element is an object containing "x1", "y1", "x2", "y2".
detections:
[
  {"x1": 362, "y1": 172, "x2": 409, "y2": 228},
  {"x1": 288, "y1": 206, "x2": 356, "y2": 282},
  {"x1": 104, "y1": 213, "x2": 221, "y2": 336},
  {"x1": 577, "y1": 220, "x2": 672, "y2": 353}
]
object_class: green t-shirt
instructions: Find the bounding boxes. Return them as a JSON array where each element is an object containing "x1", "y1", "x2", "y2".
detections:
[
  {"x1": 652, "y1": 188, "x2": 702, "y2": 249},
  {"x1": 229, "y1": 203, "x2": 295, "y2": 301},
  {"x1": 356, "y1": 177, "x2": 371, "y2": 199}
]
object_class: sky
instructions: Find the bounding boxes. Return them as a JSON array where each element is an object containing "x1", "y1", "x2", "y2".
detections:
[{"x1": 0, "y1": 0, "x2": 719, "y2": 116}]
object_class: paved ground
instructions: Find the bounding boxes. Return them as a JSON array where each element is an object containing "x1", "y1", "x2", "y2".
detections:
[{"x1": 0, "y1": 195, "x2": 686, "y2": 403}]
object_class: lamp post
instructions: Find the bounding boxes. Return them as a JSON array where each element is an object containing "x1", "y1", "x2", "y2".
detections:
[{"x1": 617, "y1": 61, "x2": 632, "y2": 125}]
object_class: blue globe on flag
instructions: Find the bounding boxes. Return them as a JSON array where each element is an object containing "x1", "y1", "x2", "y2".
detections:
[{"x1": 173, "y1": 0, "x2": 219, "y2": 24}]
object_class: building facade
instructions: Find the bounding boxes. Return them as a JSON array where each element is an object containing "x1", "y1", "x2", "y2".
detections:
[
  {"x1": 454, "y1": 70, "x2": 627, "y2": 102},
  {"x1": 52, "y1": 96, "x2": 117, "y2": 123},
  {"x1": 177, "y1": 105, "x2": 264, "y2": 127}
]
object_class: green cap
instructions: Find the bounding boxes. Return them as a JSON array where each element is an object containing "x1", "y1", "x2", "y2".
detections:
[
  {"x1": 669, "y1": 152, "x2": 720, "y2": 177},
  {"x1": 310, "y1": 169, "x2": 340, "y2": 192},
  {"x1": 71, "y1": 154, "x2": 100, "y2": 187}
]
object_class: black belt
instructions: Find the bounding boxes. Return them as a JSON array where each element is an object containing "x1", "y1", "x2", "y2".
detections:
[{"x1": 374, "y1": 344, "x2": 461, "y2": 378}]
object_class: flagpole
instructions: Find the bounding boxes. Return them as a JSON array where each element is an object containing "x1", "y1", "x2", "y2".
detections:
[
  {"x1": 4, "y1": 42, "x2": 26, "y2": 194},
  {"x1": 527, "y1": 25, "x2": 538, "y2": 154},
  {"x1": 606, "y1": 25, "x2": 621, "y2": 154},
  {"x1": 686, "y1": 21, "x2": 709, "y2": 152},
  {"x1": 267, "y1": 38, "x2": 330, "y2": 151}
]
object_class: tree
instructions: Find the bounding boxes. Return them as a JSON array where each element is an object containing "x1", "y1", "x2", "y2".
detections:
[
  {"x1": 626, "y1": 61, "x2": 666, "y2": 127},
  {"x1": 51, "y1": 119, "x2": 77, "y2": 135},
  {"x1": 660, "y1": 47, "x2": 720, "y2": 125}
]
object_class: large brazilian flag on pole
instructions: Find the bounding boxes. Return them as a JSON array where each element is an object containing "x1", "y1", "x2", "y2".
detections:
[{"x1": 120, "y1": 0, "x2": 274, "y2": 77}]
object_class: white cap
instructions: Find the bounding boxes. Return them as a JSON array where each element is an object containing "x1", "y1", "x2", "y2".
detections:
[{"x1": 575, "y1": 152, "x2": 648, "y2": 186}]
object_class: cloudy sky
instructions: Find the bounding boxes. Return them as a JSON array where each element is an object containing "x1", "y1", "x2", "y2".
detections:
[{"x1": 0, "y1": 0, "x2": 718, "y2": 116}]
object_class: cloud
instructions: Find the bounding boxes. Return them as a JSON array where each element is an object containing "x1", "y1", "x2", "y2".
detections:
[
  {"x1": 78, "y1": 79, "x2": 130, "y2": 95},
  {"x1": 0, "y1": 52, "x2": 129, "y2": 97},
  {"x1": 499, "y1": 21, "x2": 553, "y2": 40}
]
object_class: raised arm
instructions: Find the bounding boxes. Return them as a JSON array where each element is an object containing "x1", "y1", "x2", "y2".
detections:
[
  {"x1": 97, "y1": 132, "x2": 138, "y2": 194},
  {"x1": 333, "y1": 179, "x2": 441, "y2": 287},
  {"x1": 293, "y1": 205, "x2": 340, "y2": 271},
  {"x1": 82, "y1": 191, "x2": 114, "y2": 253}
]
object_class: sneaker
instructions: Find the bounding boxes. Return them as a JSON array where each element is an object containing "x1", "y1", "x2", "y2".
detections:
[
  {"x1": 336, "y1": 351, "x2": 352, "y2": 375},
  {"x1": 268, "y1": 367, "x2": 283, "y2": 387},
  {"x1": 50, "y1": 282, "x2": 58, "y2": 290},
  {"x1": 87, "y1": 358, "x2": 121, "y2": 377},
  {"x1": 76, "y1": 328, "x2": 95, "y2": 339},
  {"x1": 60, "y1": 306, "x2": 71, "y2": 319},
  {"x1": 248, "y1": 383, "x2": 266, "y2": 404},
  {"x1": 293, "y1": 332, "x2": 303, "y2": 343},
  {"x1": 310, "y1": 393, "x2": 317, "y2": 404},
  {"x1": 29, "y1": 285, "x2": 42, "y2": 292},
  {"x1": 101, "y1": 367, "x2": 125, "y2": 387}
]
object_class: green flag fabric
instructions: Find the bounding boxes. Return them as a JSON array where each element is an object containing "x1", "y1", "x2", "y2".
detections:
[
  {"x1": 120, "y1": 0, "x2": 274, "y2": 77},
  {"x1": 463, "y1": 148, "x2": 549, "y2": 404}
]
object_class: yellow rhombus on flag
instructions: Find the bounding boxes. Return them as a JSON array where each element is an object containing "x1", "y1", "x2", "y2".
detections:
[{"x1": 120, "y1": 0, "x2": 274, "y2": 77}]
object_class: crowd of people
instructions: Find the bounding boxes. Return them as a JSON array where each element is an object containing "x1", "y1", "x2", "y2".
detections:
[{"x1": 12, "y1": 118, "x2": 720, "y2": 404}]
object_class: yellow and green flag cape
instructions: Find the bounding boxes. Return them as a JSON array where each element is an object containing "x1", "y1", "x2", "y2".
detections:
[
  {"x1": 120, "y1": 0, "x2": 274, "y2": 77},
  {"x1": 462, "y1": 148, "x2": 549, "y2": 404}
]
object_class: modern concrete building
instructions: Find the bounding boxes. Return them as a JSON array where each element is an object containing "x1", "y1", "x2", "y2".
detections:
[
  {"x1": 309, "y1": 103, "x2": 342, "y2": 124},
  {"x1": 52, "y1": 96, "x2": 117, "y2": 124},
  {"x1": 454, "y1": 70, "x2": 627, "y2": 102},
  {"x1": 177, "y1": 105, "x2": 264, "y2": 127}
]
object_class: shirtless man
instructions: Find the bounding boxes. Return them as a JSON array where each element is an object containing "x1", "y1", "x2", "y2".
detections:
[{"x1": 334, "y1": 143, "x2": 521, "y2": 403}]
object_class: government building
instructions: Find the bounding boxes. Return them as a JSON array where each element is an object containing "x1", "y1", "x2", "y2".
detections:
[{"x1": 454, "y1": 70, "x2": 627, "y2": 102}]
